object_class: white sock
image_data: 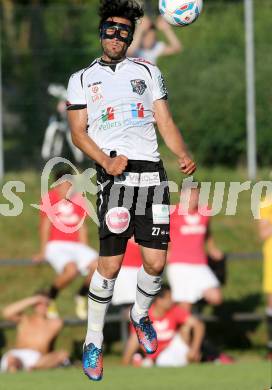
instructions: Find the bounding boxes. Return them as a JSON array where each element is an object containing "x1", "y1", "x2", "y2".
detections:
[
  {"x1": 85, "y1": 270, "x2": 116, "y2": 348},
  {"x1": 131, "y1": 266, "x2": 162, "y2": 323}
]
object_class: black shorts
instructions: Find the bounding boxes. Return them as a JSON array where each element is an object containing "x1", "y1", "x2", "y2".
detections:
[{"x1": 96, "y1": 159, "x2": 170, "y2": 256}]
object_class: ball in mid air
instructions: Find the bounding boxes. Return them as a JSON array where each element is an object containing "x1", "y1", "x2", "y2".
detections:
[{"x1": 159, "y1": 0, "x2": 203, "y2": 27}]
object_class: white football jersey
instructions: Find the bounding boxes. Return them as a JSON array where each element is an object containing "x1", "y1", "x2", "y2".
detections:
[{"x1": 67, "y1": 58, "x2": 168, "y2": 162}]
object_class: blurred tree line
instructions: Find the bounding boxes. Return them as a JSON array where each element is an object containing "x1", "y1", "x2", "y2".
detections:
[{"x1": 1, "y1": 0, "x2": 271, "y2": 169}]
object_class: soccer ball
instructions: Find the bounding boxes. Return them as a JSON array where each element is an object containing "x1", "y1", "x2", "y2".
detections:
[{"x1": 159, "y1": 0, "x2": 203, "y2": 27}]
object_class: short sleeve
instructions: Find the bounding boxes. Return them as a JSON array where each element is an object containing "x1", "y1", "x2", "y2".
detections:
[
  {"x1": 66, "y1": 72, "x2": 87, "y2": 110},
  {"x1": 151, "y1": 65, "x2": 168, "y2": 102},
  {"x1": 173, "y1": 306, "x2": 190, "y2": 326}
]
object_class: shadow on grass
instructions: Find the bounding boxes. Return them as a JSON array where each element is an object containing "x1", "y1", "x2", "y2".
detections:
[{"x1": 204, "y1": 293, "x2": 263, "y2": 349}]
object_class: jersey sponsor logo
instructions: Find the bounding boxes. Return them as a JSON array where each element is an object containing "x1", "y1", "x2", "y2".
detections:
[
  {"x1": 99, "y1": 106, "x2": 122, "y2": 130},
  {"x1": 88, "y1": 81, "x2": 103, "y2": 103},
  {"x1": 99, "y1": 103, "x2": 147, "y2": 130},
  {"x1": 114, "y1": 172, "x2": 140, "y2": 187},
  {"x1": 130, "y1": 79, "x2": 147, "y2": 96},
  {"x1": 105, "y1": 207, "x2": 130, "y2": 234},
  {"x1": 131, "y1": 103, "x2": 145, "y2": 118},
  {"x1": 140, "y1": 172, "x2": 160, "y2": 187},
  {"x1": 102, "y1": 107, "x2": 115, "y2": 122},
  {"x1": 152, "y1": 204, "x2": 170, "y2": 225},
  {"x1": 114, "y1": 171, "x2": 160, "y2": 187},
  {"x1": 184, "y1": 214, "x2": 201, "y2": 225},
  {"x1": 55, "y1": 200, "x2": 81, "y2": 225},
  {"x1": 153, "y1": 319, "x2": 175, "y2": 341},
  {"x1": 180, "y1": 225, "x2": 206, "y2": 235}
]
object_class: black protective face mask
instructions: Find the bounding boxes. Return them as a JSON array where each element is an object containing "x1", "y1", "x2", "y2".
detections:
[{"x1": 100, "y1": 21, "x2": 133, "y2": 45}]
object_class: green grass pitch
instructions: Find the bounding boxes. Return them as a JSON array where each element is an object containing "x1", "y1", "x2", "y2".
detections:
[{"x1": 1, "y1": 362, "x2": 271, "y2": 390}]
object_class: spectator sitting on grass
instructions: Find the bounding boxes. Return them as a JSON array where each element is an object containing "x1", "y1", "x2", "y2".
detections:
[
  {"x1": 1, "y1": 294, "x2": 69, "y2": 373},
  {"x1": 33, "y1": 168, "x2": 98, "y2": 320},
  {"x1": 122, "y1": 284, "x2": 205, "y2": 367}
]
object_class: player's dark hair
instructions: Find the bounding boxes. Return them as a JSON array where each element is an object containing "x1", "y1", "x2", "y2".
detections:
[
  {"x1": 99, "y1": 0, "x2": 144, "y2": 35},
  {"x1": 155, "y1": 283, "x2": 171, "y2": 299},
  {"x1": 54, "y1": 167, "x2": 73, "y2": 181}
]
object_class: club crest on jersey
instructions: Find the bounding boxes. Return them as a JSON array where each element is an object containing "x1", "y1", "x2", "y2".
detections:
[{"x1": 130, "y1": 79, "x2": 147, "y2": 96}]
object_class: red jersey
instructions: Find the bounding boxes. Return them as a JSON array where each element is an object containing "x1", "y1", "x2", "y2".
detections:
[
  {"x1": 122, "y1": 239, "x2": 142, "y2": 267},
  {"x1": 40, "y1": 188, "x2": 86, "y2": 242},
  {"x1": 132, "y1": 305, "x2": 189, "y2": 360},
  {"x1": 169, "y1": 205, "x2": 210, "y2": 265}
]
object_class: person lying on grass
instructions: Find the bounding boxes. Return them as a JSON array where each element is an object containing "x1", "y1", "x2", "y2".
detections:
[{"x1": 1, "y1": 293, "x2": 69, "y2": 372}]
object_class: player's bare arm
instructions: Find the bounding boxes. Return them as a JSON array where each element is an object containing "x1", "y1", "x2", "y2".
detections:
[
  {"x1": 68, "y1": 108, "x2": 128, "y2": 176},
  {"x1": 182, "y1": 315, "x2": 205, "y2": 362},
  {"x1": 205, "y1": 225, "x2": 224, "y2": 260},
  {"x1": 156, "y1": 16, "x2": 182, "y2": 56},
  {"x1": 127, "y1": 16, "x2": 152, "y2": 56},
  {"x1": 33, "y1": 215, "x2": 51, "y2": 262},
  {"x1": 154, "y1": 99, "x2": 196, "y2": 175},
  {"x1": 2, "y1": 296, "x2": 48, "y2": 323},
  {"x1": 79, "y1": 222, "x2": 89, "y2": 245}
]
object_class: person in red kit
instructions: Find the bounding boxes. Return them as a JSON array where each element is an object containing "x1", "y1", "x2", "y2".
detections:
[
  {"x1": 167, "y1": 187, "x2": 223, "y2": 312},
  {"x1": 112, "y1": 237, "x2": 142, "y2": 306},
  {"x1": 33, "y1": 168, "x2": 98, "y2": 319},
  {"x1": 122, "y1": 284, "x2": 204, "y2": 367}
]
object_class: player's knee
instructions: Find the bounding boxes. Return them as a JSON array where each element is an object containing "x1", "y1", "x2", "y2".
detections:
[
  {"x1": 206, "y1": 289, "x2": 223, "y2": 306},
  {"x1": 98, "y1": 262, "x2": 122, "y2": 279},
  {"x1": 147, "y1": 260, "x2": 165, "y2": 275},
  {"x1": 64, "y1": 262, "x2": 78, "y2": 278}
]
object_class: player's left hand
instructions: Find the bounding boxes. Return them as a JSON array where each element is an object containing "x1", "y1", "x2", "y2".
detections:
[{"x1": 178, "y1": 155, "x2": 196, "y2": 175}]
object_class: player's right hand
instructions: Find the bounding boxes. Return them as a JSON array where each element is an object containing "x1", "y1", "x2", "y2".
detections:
[
  {"x1": 104, "y1": 155, "x2": 128, "y2": 176},
  {"x1": 179, "y1": 155, "x2": 196, "y2": 175}
]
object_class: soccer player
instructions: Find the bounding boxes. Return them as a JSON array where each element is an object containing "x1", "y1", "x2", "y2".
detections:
[
  {"x1": 67, "y1": 0, "x2": 196, "y2": 381},
  {"x1": 1, "y1": 294, "x2": 69, "y2": 372},
  {"x1": 122, "y1": 284, "x2": 204, "y2": 367},
  {"x1": 258, "y1": 197, "x2": 272, "y2": 356},
  {"x1": 167, "y1": 187, "x2": 223, "y2": 312},
  {"x1": 33, "y1": 168, "x2": 98, "y2": 320}
]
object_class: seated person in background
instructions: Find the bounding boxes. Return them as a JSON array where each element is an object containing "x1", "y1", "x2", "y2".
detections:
[
  {"x1": 127, "y1": 15, "x2": 182, "y2": 64},
  {"x1": 1, "y1": 294, "x2": 69, "y2": 373},
  {"x1": 112, "y1": 237, "x2": 142, "y2": 307},
  {"x1": 167, "y1": 187, "x2": 224, "y2": 312},
  {"x1": 122, "y1": 284, "x2": 205, "y2": 367},
  {"x1": 33, "y1": 168, "x2": 98, "y2": 319}
]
